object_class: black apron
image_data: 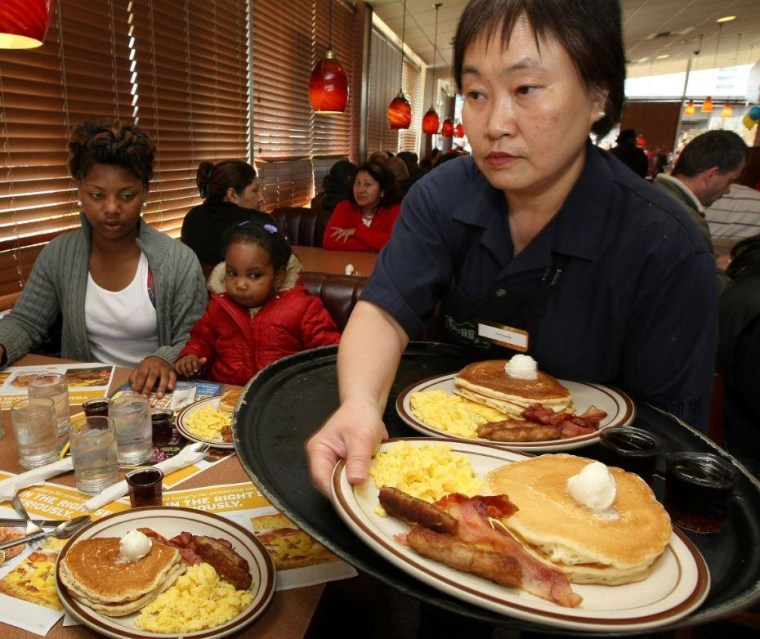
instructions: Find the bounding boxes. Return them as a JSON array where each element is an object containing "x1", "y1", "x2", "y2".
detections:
[{"x1": 438, "y1": 252, "x2": 568, "y2": 360}]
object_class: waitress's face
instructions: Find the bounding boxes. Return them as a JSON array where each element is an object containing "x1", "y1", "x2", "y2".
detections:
[
  {"x1": 78, "y1": 164, "x2": 145, "y2": 242},
  {"x1": 460, "y1": 16, "x2": 605, "y2": 198}
]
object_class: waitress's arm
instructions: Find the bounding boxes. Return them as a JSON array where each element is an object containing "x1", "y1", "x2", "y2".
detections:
[{"x1": 307, "y1": 300, "x2": 409, "y2": 496}]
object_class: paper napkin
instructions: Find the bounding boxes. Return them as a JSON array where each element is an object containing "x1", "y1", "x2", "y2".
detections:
[
  {"x1": 0, "y1": 458, "x2": 74, "y2": 499},
  {"x1": 81, "y1": 442, "x2": 207, "y2": 511}
]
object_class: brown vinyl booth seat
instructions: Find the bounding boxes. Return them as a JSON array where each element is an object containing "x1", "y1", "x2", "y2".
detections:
[
  {"x1": 272, "y1": 207, "x2": 332, "y2": 247},
  {"x1": 301, "y1": 272, "x2": 367, "y2": 331}
]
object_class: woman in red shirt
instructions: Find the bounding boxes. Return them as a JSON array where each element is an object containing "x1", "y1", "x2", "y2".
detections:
[{"x1": 322, "y1": 161, "x2": 402, "y2": 252}]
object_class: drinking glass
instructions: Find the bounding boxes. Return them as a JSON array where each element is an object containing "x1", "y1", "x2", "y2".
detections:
[
  {"x1": 82, "y1": 397, "x2": 111, "y2": 417},
  {"x1": 110, "y1": 394, "x2": 152, "y2": 465},
  {"x1": 126, "y1": 467, "x2": 164, "y2": 507},
  {"x1": 28, "y1": 373, "x2": 71, "y2": 436},
  {"x1": 69, "y1": 414, "x2": 119, "y2": 494},
  {"x1": 11, "y1": 398, "x2": 58, "y2": 468}
]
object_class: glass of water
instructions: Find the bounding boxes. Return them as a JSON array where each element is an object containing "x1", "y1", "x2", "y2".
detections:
[
  {"x1": 28, "y1": 373, "x2": 71, "y2": 436},
  {"x1": 110, "y1": 394, "x2": 152, "y2": 465},
  {"x1": 11, "y1": 398, "x2": 58, "y2": 468},
  {"x1": 69, "y1": 414, "x2": 119, "y2": 494}
]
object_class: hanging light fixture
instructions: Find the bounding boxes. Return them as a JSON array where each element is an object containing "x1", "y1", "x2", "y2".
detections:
[
  {"x1": 387, "y1": 0, "x2": 411, "y2": 130},
  {"x1": 636, "y1": 134, "x2": 647, "y2": 148},
  {"x1": 422, "y1": 3, "x2": 443, "y2": 135},
  {"x1": 309, "y1": 0, "x2": 348, "y2": 113},
  {"x1": 684, "y1": 100, "x2": 696, "y2": 116},
  {"x1": 454, "y1": 121, "x2": 464, "y2": 138},
  {"x1": 720, "y1": 103, "x2": 732, "y2": 118},
  {"x1": 441, "y1": 117, "x2": 454, "y2": 137},
  {"x1": 702, "y1": 96, "x2": 714, "y2": 113},
  {"x1": 0, "y1": 0, "x2": 56, "y2": 49}
]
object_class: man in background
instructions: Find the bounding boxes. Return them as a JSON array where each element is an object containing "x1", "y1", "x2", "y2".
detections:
[
  {"x1": 654, "y1": 130, "x2": 748, "y2": 288},
  {"x1": 610, "y1": 128, "x2": 648, "y2": 178}
]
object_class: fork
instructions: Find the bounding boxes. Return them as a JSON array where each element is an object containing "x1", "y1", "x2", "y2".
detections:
[{"x1": 11, "y1": 495, "x2": 43, "y2": 536}]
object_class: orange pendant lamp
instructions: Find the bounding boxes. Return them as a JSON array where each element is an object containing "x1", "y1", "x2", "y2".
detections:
[
  {"x1": 387, "y1": 0, "x2": 411, "y2": 130},
  {"x1": 720, "y1": 103, "x2": 732, "y2": 118},
  {"x1": 684, "y1": 100, "x2": 695, "y2": 116},
  {"x1": 0, "y1": 0, "x2": 55, "y2": 49},
  {"x1": 309, "y1": 0, "x2": 348, "y2": 113},
  {"x1": 422, "y1": 3, "x2": 442, "y2": 135},
  {"x1": 702, "y1": 96, "x2": 714, "y2": 113}
]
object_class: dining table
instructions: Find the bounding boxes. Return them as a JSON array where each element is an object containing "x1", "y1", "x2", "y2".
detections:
[
  {"x1": 0, "y1": 354, "x2": 325, "y2": 639},
  {"x1": 235, "y1": 342, "x2": 760, "y2": 637},
  {"x1": 292, "y1": 245, "x2": 378, "y2": 276}
]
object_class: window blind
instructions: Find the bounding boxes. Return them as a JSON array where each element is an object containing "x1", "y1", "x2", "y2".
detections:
[
  {"x1": 366, "y1": 27, "x2": 401, "y2": 155},
  {"x1": 399, "y1": 56, "x2": 422, "y2": 153}
]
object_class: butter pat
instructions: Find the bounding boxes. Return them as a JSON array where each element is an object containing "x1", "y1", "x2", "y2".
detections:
[
  {"x1": 119, "y1": 529, "x2": 152, "y2": 562},
  {"x1": 504, "y1": 354, "x2": 539, "y2": 380},
  {"x1": 567, "y1": 461, "x2": 617, "y2": 512}
]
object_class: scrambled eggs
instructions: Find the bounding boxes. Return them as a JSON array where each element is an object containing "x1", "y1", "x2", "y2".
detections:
[
  {"x1": 135, "y1": 562, "x2": 252, "y2": 633},
  {"x1": 410, "y1": 390, "x2": 507, "y2": 437},
  {"x1": 184, "y1": 404, "x2": 230, "y2": 441},
  {"x1": 370, "y1": 441, "x2": 482, "y2": 515}
]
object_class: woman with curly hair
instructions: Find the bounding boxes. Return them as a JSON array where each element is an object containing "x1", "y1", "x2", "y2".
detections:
[{"x1": 0, "y1": 119, "x2": 207, "y2": 397}]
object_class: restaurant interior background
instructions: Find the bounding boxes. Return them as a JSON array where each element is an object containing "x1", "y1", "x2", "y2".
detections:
[{"x1": 1, "y1": 0, "x2": 759, "y2": 313}]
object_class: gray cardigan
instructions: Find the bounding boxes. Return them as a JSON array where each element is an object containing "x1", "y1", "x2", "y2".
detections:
[{"x1": 0, "y1": 215, "x2": 207, "y2": 367}]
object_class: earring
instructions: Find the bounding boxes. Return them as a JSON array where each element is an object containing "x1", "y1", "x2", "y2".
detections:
[
  {"x1": 597, "y1": 110, "x2": 606, "y2": 119},
  {"x1": 76, "y1": 200, "x2": 83, "y2": 208}
]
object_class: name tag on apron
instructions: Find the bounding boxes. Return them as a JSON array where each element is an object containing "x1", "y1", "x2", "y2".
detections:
[{"x1": 478, "y1": 320, "x2": 529, "y2": 352}]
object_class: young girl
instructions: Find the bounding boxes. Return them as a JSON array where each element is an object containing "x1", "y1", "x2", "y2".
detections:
[{"x1": 175, "y1": 222, "x2": 340, "y2": 385}]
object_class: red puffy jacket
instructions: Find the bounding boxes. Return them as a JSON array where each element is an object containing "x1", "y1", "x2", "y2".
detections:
[{"x1": 177, "y1": 284, "x2": 340, "y2": 385}]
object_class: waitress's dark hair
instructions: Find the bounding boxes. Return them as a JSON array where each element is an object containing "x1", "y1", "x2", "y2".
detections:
[
  {"x1": 350, "y1": 161, "x2": 402, "y2": 207},
  {"x1": 454, "y1": 0, "x2": 624, "y2": 137},
  {"x1": 727, "y1": 234, "x2": 760, "y2": 281},
  {"x1": 223, "y1": 221, "x2": 292, "y2": 272},
  {"x1": 197, "y1": 159, "x2": 257, "y2": 203},
  {"x1": 68, "y1": 120, "x2": 155, "y2": 186}
]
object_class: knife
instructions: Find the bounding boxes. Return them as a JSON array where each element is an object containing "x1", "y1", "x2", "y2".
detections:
[{"x1": 0, "y1": 517, "x2": 62, "y2": 528}]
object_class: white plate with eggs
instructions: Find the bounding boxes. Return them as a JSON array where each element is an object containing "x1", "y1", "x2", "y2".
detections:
[
  {"x1": 55, "y1": 507, "x2": 275, "y2": 639},
  {"x1": 395, "y1": 373, "x2": 635, "y2": 451}
]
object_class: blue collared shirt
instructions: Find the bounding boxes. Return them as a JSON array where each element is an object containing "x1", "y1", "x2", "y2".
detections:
[{"x1": 363, "y1": 144, "x2": 718, "y2": 430}]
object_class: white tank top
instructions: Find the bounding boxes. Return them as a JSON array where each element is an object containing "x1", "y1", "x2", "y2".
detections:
[{"x1": 85, "y1": 252, "x2": 160, "y2": 367}]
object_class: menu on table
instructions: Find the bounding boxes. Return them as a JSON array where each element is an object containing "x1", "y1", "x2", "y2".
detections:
[{"x1": 0, "y1": 363, "x2": 115, "y2": 409}]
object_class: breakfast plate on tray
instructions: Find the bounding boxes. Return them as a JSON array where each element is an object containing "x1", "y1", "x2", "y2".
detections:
[
  {"x1": 55, "y1": 507, "x2": 275, "y2": 639},
  {"x1": 395, "y1": 373, "x2": 635, "y2": 452},
  {"x1": 175, "y1": 397, "x2": 235, "y2": 449},
  {"x1": 331, "y1": 438, "x2": 709, "y2": 633}
]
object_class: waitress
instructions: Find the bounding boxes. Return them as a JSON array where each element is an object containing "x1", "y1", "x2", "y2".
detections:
[{"x1": 308, "y1": 0, "x2": 717, "y2": 495}]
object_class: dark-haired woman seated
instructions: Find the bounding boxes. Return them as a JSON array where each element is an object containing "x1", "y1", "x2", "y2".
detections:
[
  {"x1": 322, "y1": 161, "x2": 402, "y2": 252},
  {"x1": 181, "y1": 159, "x2": 273, "y2": 272}
]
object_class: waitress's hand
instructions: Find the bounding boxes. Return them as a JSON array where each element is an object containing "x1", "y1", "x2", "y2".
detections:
[
  {"x1": 329, "y1": 227, "x2": 356, "y2": 243},
  {"x1": 130, "y1": 356, "x2": 176, "y2": 399},
  {"x1": 306, "y1": 397, "x2": 387, "y2": 497}
]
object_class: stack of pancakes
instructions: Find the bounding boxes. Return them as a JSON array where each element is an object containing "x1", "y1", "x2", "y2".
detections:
[
  {"x1": 59, "y1": 538, "x2": 185, "y2": 616},
  {"x1": 454, "y1": 359, "x2": 573, "y2": 418},
  {"x1": 486, "y1": 454, "x2": 672, "y2": 585}
]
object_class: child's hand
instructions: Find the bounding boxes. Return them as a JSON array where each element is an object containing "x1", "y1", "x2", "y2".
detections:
[{"x1": 175, "y1": 355, "x2": 207, "y2": 378}]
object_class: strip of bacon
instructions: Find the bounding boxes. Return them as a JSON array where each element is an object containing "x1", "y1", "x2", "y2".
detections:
[
  {"x1": 477, "y1": 421, "x2": 563, "y2": 442},
  {"x1": 407, "y1": 525, "x2": 521, "y2": 589},
  {"x1": 435, "y1": 494, "x2": 582, "y2": 608},
  {"x1": 379, "y1": 487, "x2": 459, "y2": 534}
]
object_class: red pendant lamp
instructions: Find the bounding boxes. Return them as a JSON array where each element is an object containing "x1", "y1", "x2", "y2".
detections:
[
  {"x1": 309, "y1": 0, "x2": 348, "y2": 113},
  {"x1": 387, "y1": 0, "x2": 411, "y2": 130},
  {"x1": 636, "y1": 134, "x2": 646, "y2": 148},
  {"x1": 422, "y1": 3, "x2": 442, "y2": 135},
  {"x1": 454, "y1": 122, "x2": 464, "y2": 138},
  {"x1": 441, "y1": 117, "x2": 454, "y2": 137},
  {"x1": 0, "y1": 0, "x2": 55, "y2": 49}
]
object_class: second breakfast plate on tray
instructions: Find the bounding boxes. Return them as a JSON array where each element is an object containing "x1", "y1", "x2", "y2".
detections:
[
  {"x1": 331, "y1": 438, "x2": 710, "y2": 633},
  {"x1": 395, "y1": 373, "x2": 635, "y2": 451},
  {"x1": 175, "y1": 397, "x2": 235, "y2": 449},
  {"x1": 55, "y1": 507, "x2": 275, "y2": 639}
]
